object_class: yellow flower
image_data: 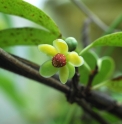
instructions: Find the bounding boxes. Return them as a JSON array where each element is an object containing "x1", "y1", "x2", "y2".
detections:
[{"x1": 38, "y1": 39, "x2": 84, "y2": 84}]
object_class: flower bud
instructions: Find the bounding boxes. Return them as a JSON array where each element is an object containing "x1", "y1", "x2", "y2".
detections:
[{"x1": 65, "y1": 37, "x2": 78, "y2": 51}]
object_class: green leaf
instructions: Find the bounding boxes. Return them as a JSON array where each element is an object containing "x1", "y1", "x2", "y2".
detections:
[
  {"x1": 82, "y1": 50, "x2": 98, "y2": 70},
  {"x1": 0, "y1": 0, "x2": 61, "y2": 36},
  {"x1": 79, "y1": 50, "x2": 98, "y2": 84},
  {"x1": 92, "y1": 57, "x2": 115, "y2": 85},
  {"x1": 79, "y1": 65, "x2": 90, "y2": 84},
  {"x1": 106, "y1": 76, "x2": 122, "y2": 93},
  {"x1": 0, "y1": 27, "x2": 59, "y2": 47},
  {"x1": 92, "y1": 32, "x2": 122, "y2": 47},
  {"x1": 79, "y1": 32, "x2": 122, "y2": 55}
]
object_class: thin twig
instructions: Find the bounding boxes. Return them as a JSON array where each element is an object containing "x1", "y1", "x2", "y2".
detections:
[
  {"x1": 85, "y1": 66, "x2": 98, "y2": 93},
  {"x1": 66, "y1": 67, "x2": 80, "y2": 103},
  {"x1": 72, "y1": 67, "x2": 80, "y2": 90},
  {"x1": 71, "y1": 0, "x2": 108, "y2": 31}
]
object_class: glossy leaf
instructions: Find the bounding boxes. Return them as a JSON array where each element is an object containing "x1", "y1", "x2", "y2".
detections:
[
  {"x1": 92, "y1": 32, "x2": 122, "y2": 47},
  {"x1": 0, "y1": 0, "x2": 61, "y2": 36},
  {"x1": 79, "y1": 50, "x2": 98, "y2": 84},
  {"x1": 0, "y1": 27, "x2": 59, "y2": 47},
  {"x1": 82, "y1": 50, "x2": 98, "y2": 70},
  {"x1": 79, "y1": 65, "x2": 90, "y2": 84},
  {"x1": 93, "y1": 57, "x2": 115, "y2": 85},
  {"x1": 79, "y1": 32, "x2": 122, "y2": 55}
]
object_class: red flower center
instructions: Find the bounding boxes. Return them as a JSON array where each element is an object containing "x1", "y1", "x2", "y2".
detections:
[{"x1": 52, "y1": 53, "x2": 66, "y2": 68}]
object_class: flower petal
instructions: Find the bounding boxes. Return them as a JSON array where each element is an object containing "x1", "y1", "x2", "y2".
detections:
[
  {"x1": 53, "y1": 39, "x2": 68, "y2": 54},
  {"x1": 38, "y1": 44, "x2": 57, "y2": 56},
  {"x1": 67, "y1": 62, "x2": 75, "y2": 79},
  {"x1": 39, "y1": 60, "x2": 58, "y2": 77},
  {"x1": 67, "y1": 52, "x2": 84, "y2": 67},
  {"x1": 59, "y1": 65, "x2": 69, "y2": 84}
]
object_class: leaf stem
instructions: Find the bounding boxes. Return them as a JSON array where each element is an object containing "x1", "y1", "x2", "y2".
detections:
[
  {"x1": 83, "y1": 60, "x2": 92, "y2": 72},
  {"x1": 79, "y1": 43, "x2": 93, "y2": 55},
  {"x1": 92, "y1": 80, "x2": 109, "y2": 90},
  {"x1": 85, "y1": 66, "x2": 98, "y2": 92}
]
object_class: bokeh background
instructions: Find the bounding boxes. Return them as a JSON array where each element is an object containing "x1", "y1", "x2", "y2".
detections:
[{"x1": 0, "y1": 0, "x2": 122, "y2": 124}]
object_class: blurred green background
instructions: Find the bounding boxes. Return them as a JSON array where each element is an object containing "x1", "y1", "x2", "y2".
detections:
[{"x1": 1, "y1": 0, "x2": 122, "y2": 124}]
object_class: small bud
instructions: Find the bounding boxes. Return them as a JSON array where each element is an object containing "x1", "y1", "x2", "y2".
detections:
[{"x1": 65, "y1": 37, "x2": 78, "y2": 51}]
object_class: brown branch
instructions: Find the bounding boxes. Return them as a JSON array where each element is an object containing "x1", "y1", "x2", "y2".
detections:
[
  {"x1": 11, "y1": 54, "x2": 40, "y2": 70},
  {"x1": 3, "y1": 51, "x2": 110, "y2": 124},
  {"x1": 0, "y1": 48, "x2": 70, "y2": 94},
  {"x1": 112, "y1": 75, "x2": 122, "y2": 81},
  {"x1": 75, "y1": 98, "x2": 110, "y2": 124},
  {"x1": 0, "y1": 48, "x2": 122, "y2": 120},
  {"x1": 85, "y1": 90, "x2": 122, "y2": 118},
  {"x1": 85, "y1": 66, "x2": 98, "y2": 93}
]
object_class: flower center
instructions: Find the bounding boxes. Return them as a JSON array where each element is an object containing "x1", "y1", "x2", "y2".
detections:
[{"x1": 52, "y1": 53, "x2": 66, "y2": 68}]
